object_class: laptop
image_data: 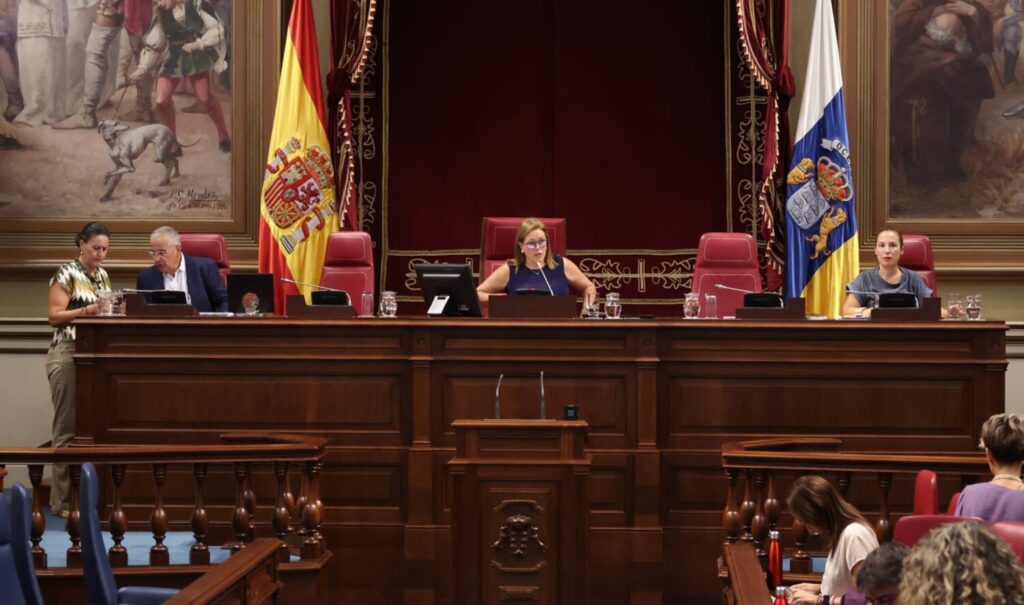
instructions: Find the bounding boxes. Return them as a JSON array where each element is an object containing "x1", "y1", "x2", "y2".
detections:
[{"x1": 227, "y1": 273, "x2": 276, "y2": 315}]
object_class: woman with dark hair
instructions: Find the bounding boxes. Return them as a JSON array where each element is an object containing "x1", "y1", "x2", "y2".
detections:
[
  {"x1": 45, "y1": 222, "x2": 111, "y2": 516},
  {"x1": 786, "y1": 475, "x2": 880, "y2": 605},
  {"x1": 899, "y1": 521, "x2": 1024, "y2": 605},
  {"x1": 955, "y1": 413, "x2": 1024, "y2": 521},
  {"x1": 476, "y1": 217, "x2": 596, "y2": 306}
]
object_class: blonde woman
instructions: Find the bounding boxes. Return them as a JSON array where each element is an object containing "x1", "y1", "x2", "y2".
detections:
[{"x1": 900, "y1": 521, "x2": 1024, "y2": 605}]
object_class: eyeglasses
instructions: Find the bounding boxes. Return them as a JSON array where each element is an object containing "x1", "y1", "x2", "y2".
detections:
[
  {"x1": 523, "y1": 239, "x2": 547, "y2": 250},
  {"x1": 148, "y1": 249, "x2": 169, "y2": 258}
]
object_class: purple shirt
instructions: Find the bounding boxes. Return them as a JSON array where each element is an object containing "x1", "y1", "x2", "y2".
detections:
[{"x1": 955, "y1": 482, "x2": 1024, "y2": 522}]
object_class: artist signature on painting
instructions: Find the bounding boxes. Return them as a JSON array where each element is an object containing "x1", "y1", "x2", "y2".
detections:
[{"x1": 170, "y1": 187, "x2": 222, "y2": 209}]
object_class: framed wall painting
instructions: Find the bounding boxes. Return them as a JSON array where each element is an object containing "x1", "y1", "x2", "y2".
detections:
[
  {"x1": 839, "y1": 1, "x2": 1024, "y2": 273},
  {"x1": 0, "y1": 1, "x2": 283, "y2": 271}
]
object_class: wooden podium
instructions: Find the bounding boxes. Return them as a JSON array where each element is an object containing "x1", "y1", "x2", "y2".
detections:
[{"x1": 448, "y1": 419, "x2": 590, "y2": 605}]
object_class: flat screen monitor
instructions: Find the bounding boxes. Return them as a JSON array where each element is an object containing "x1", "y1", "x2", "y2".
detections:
[
  {"x1": 147, "y1": 290, "x2": 188, "y2": 305},
  {"x1": 227, "y1": 273, "x2": 276, "y2": 315},
  {"x1": 414, "y1": 263, "x2": 482, "y2": 317},
  {"x1": 877, "y1": 292, "x2": 918, "y2": 309}
]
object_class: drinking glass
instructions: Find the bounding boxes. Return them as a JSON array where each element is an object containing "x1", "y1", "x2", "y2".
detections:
[
  {"x1": 966, "y1": 294, "x2": 982, "y2": 321},
  {"x1": 379, "y1": 291, "x2": 398, "y2": 318},
  {"x1": 604, "y1": 292, "x2": 622, "y2": 319},
  {"x1": 242, "y1": 292, "x2": 261, "y2": 316},
  {"x1": 112, "y1": 289, "x2": 125, "y2": 315},
  {"x1": 703, "y1": 293, "x2": 718, "y2": 319},
  {"x1": 946, "y1": 292, "x2": 963, "y2": 320},
  {"x1": 96, "y1": 289, "x2": 114, "y2": 315},
  {"x1": 683, "y1": 293, "x2": 700, "y2": 319},
  {"x1": 360, "y1": 291, "x2": 375, "y2": 317},
  {"x1": 583, "y1": 301, "x2": 603, "y2": 319}
]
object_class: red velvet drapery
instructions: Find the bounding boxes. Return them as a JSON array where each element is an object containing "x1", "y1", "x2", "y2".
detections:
[
  {"x1": 327, "y1": 0, "x2": 376, "y2": 231},
  {"x1": 735, "y1": 0, "x2": 793, "y2": 290}
]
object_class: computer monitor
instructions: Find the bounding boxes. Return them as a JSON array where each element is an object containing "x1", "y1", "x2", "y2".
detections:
[
  {"x1": 414, "y1": 263, "x2": 482, "y2": 317},
  {"x1": 227, "y1": 273, "x2": 276, "y2": 315},
  {"x1": 146, "y1": 290, "x2": 188, "y2": 305}
]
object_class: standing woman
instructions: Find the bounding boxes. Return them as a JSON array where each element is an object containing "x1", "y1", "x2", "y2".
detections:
[
  {"x1": 843, "y1": 229, "x2": 934, "y2": 317},
  {"x1": 786, "y1": 475, "x2": 880, "y2": 605},
  {"x1": 46, "y1": 222, "x2": 111, "y2": 516}
]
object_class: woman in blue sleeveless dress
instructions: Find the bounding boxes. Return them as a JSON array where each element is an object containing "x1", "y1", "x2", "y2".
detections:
[{"x1": 477, "y1": 218, "x2": 596, "y2": 306}]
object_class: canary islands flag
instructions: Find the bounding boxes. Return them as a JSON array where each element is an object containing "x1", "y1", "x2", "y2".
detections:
[
  {"x1": 258, "y1": 0, "x2": 340, "y2": 312},
  {"x1": 784, "y1": 0, "x2": 858, "y2": 318}
]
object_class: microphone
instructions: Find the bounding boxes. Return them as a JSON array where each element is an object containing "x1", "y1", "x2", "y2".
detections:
[
  {"x1": 539, "y1": 371, "x2": 545, "y2": 420},
  {"x1": 495, "y1": 374, "x2": 504, "y2": 419},
  {"x1": 715, "y1": 283, "x2": 756, "y2": 294},
  {"x1": 120, "y1": 288, "x2": 165, "y2": 293},
  {"x1": 280, "y1": 277, "x2": 347, "y2": 293}
]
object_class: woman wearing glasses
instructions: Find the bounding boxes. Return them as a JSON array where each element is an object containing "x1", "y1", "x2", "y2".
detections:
[
  {"x1": 46, "y1": 222, "x2": 112, "y2": 516},
  {"x1": 477, "y1": 217, "x2": 596, "y2": 306}
]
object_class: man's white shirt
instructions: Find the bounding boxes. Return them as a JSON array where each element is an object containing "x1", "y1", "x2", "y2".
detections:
[{"x1": 162, "y1": 255, "x2": 192, "y2": 304}]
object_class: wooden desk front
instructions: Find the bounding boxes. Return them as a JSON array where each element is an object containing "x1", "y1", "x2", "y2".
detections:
[{"x1": 72, "y1": 317, "x2": 1007, "y2": 605}]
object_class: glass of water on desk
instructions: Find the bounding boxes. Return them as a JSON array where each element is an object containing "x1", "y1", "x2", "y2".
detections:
[
  {"x1": 604, "y1": 293, "x2": 622, "y2": 319},
  {"x1": 703, "y1": 293, "x2": 718, "y2": 319},
  {"x1": 683, "y1": 293, "x2": 700, "y2": 319},
  {"x1": 379, "y1": 291, "x2": 398, "y2": 318}
]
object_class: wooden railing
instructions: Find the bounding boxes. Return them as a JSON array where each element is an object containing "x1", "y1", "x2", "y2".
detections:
[
  {"x1": 165, "y1": 538, "x2": 283, "y2": 605},
  {"x1": 0, "y1": 433, "x2": 328, "y2": 570},
  {"x1": 721, "y1": 438, "x2": 989, "y2": 572}
]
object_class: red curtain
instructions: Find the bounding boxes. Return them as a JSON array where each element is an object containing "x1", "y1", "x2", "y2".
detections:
[
  {"x1": 327, "y1": 0, "x2": 377, "y2": 231},
  {"x1": 735, "y1": 0, "x2": 793, "y2": 291}
]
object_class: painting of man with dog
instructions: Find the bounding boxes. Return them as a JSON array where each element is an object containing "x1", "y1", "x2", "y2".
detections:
[
  {"x1": 890, "y1": 0, "x2": 1024, "y2": 219},
  {"x1": 0, "y1": 0, "x2": 232, "y2": 219}
]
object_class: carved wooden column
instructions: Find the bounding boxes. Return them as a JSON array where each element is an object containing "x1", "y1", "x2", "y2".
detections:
[
  {"x1": 66, "y1": 464, "x2": 82, "y2": 568},
  {"x1": 108, "y1": 464, "x2": 128, "y2": 567},
  {"x1": 28, "y1": 464, "x2": 47, "y2": 569},
  {"x1": 190, "y1": 463, "x2": 210, "y2": 565},
  {"x1": 150, "y1": 463, "x2": 169, "y2": 566},
  {"x1": 449, "y1": 419, "x2": 590, "y2": 605},
  {"x1": 723, "y1": 468, "x2": 741, "y2": 544}
]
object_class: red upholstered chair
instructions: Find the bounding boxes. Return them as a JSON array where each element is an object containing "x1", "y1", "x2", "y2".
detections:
[
  {"x1": 320, "y1": 231, "x2": 375, "y2": 316},
  {"x1": 992, "y1": 522, "x2": 1024, "y2": 561},
  {"x1": 947, "y1": 491, "x2": 962, "y2": 516},
  {"x1": 913, "y1": 469, "x2": 939, "y2": 515},
  {"x1": 480, "y1": 217, "x2": 567, "y2": 282},
  {"x1": 180, "y1": 233, "x2": 231, "y2": 284},
  {"x1": 893, "y1": 514, "x2": 978, "y2": 546},
  {"x1": 690, "y1": 232, "x2": 762, "y2": 318},
  {"x1": 900, "y1": 234, "x2": 936, "y2": 294}
]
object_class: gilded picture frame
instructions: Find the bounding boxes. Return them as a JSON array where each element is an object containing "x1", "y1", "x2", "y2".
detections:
[
  {"x1": 0, "y1": 1, "x2": 283, "y2": 271},
  {"x1": 838, "y1": 2, "x2": 1024, "y2": 274}
]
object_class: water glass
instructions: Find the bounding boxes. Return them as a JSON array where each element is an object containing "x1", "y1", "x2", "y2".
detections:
[
  {"x1": 96, "y1": 289, "x2": 114, "y2": 315},
  {"x1": 703, "y1": 293, "x2": 718, "y2": 319},
  {"x1": 966, "y1": 294, "x2": 982, "y2": 321},
  {"x1": 360, "y1": 291, "x2": 375, "y2": 317},
  {"x1": 379, "y1": 290, "x2": 398, "y2": 318},
  {"x1": 947, "y1": 292, "x2": 964, "y2": 320},
  {"x1": 604, "y1": 292, "x2": 622, "y2": 319},
  {"x1": 583, "y1": 301, "x2": 603, "y2": 319},
  {"x1": 112, "y1": 289, "x2": 125, "y2": 315},
  {"x1": 683, "y1": 293, "x2": 700, "y2": 319}
]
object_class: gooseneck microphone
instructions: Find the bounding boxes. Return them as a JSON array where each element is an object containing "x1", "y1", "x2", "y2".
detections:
[
  {"x1": 495, "y1": 374, "x2": 504, "y2": 419},
  {"x1": 120, "y1": 288, "x2": 164, "y2": 293},
  {"x1": 715, "y1": 283, "x2": 756, "y2": 294},
  {"x1": 280, "y1": 277, "x2": 346, "y2": 293}
]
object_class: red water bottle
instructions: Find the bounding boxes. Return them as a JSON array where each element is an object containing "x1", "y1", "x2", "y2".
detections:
[
  {"x1": 774, "y1": 585, "x2": 788, "y2": 605},
  {"x1": 767, "y1": 529, "x2": 783, "y2": 591}
]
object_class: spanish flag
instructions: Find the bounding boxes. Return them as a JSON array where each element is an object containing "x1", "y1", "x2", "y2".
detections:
[
  {"x1": 784, "y1": 0, "x2": 858, "y2": 318},
  {"x1": 258, "y1": 0, "x2": 341, "y2": 312}
]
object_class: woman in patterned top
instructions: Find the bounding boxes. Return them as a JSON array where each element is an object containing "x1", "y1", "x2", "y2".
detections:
[{"x1": 45, "y1": 222, "x2": 111, "y2": 516}]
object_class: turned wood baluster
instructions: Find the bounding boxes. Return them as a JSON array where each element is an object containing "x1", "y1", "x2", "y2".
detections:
[
  {"x1": 723, "y1": 468, "x2": 741, "y2": 544},
  {"x1": 837, "y1": 471, "x2": 852, "y2": 500},
  {"x1": 876, "y1": 472, "x2": 893, "y2": 543},
  {"x1": 231, "y1": 462, "x2": 252, "y2": 550},
  {"x1": 243, "y1": 463, "x2": 256, "y2": 541},
  {"x1": 300, "y1": 460, "x2": 324, "y2": 560},
  {"x1": 789, "y1": 514, "x2": 812, "y2": 573},
  {"x1": 149, "y1": 464, "x2": 169, "y2": 566},
  {"x1": 66, "y1": 464, "x2": 82, "y2": 568},
  {"x1": 295, "y1": 471, "x2": 308, "y2": 533},
  {"x1": 28, "y1": 464, "x2": 47, "y2": 569},
  {"x1": 740, "y1": 469, "x2": 755, "y2": 542},
  {"x1": 108, "y1": 464, "x2": 128, "y2": 567},
  {"x1": 190, "y1": 463, "x2": 210, "y2": 565},
  {"x1": 764, "y1": 472, "x2": 780, "y2": 536},
  {"x1": 751, "y1": 470, "x2": 769, "y2": 561},
  {"x1": 274, "y1": 461, "x2": 291, "y2": 563}
]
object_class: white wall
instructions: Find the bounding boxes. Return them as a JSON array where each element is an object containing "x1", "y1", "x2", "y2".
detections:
[{"x1": 0, "y1": 321, "x2": 54, "y2": 486}]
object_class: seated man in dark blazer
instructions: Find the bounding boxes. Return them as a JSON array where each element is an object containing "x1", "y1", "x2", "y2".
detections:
[{"x1": 137, "y1": 226, "x2": 228, "y2": 312}]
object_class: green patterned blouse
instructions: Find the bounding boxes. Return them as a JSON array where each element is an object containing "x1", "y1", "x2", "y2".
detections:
[{"x1": 49, "y1": 259, "x2": 110, "y2": 349}]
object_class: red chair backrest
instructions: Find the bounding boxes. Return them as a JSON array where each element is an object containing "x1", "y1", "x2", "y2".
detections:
[
  {"x1": 893, "y1": 514, "x2": 979, "y2": 546},
  {"x1": 320, "y1": 232, "x2": 375, "y2": 316},
  {"x1": 947, "y1": 491, "x2": 962, "y2": 516},
  {"x1": 691, "y1": 232, "x2": 762, "y2": 317},
  {"x1": 992, "y1": 521, "x2": 1024, "y2": 561},
  {"x1": 913, "y1": 469, "x2": 939, "y2": 515},
  {"x1": 900, "y1": 234, "x2": 936, "y2": 294},
  {"x1": 480, "y1": 217, "x2": 567, "y2": 282},
  {"x1": 180, "y1": 233, "x2": 231, "y2": 284}
]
